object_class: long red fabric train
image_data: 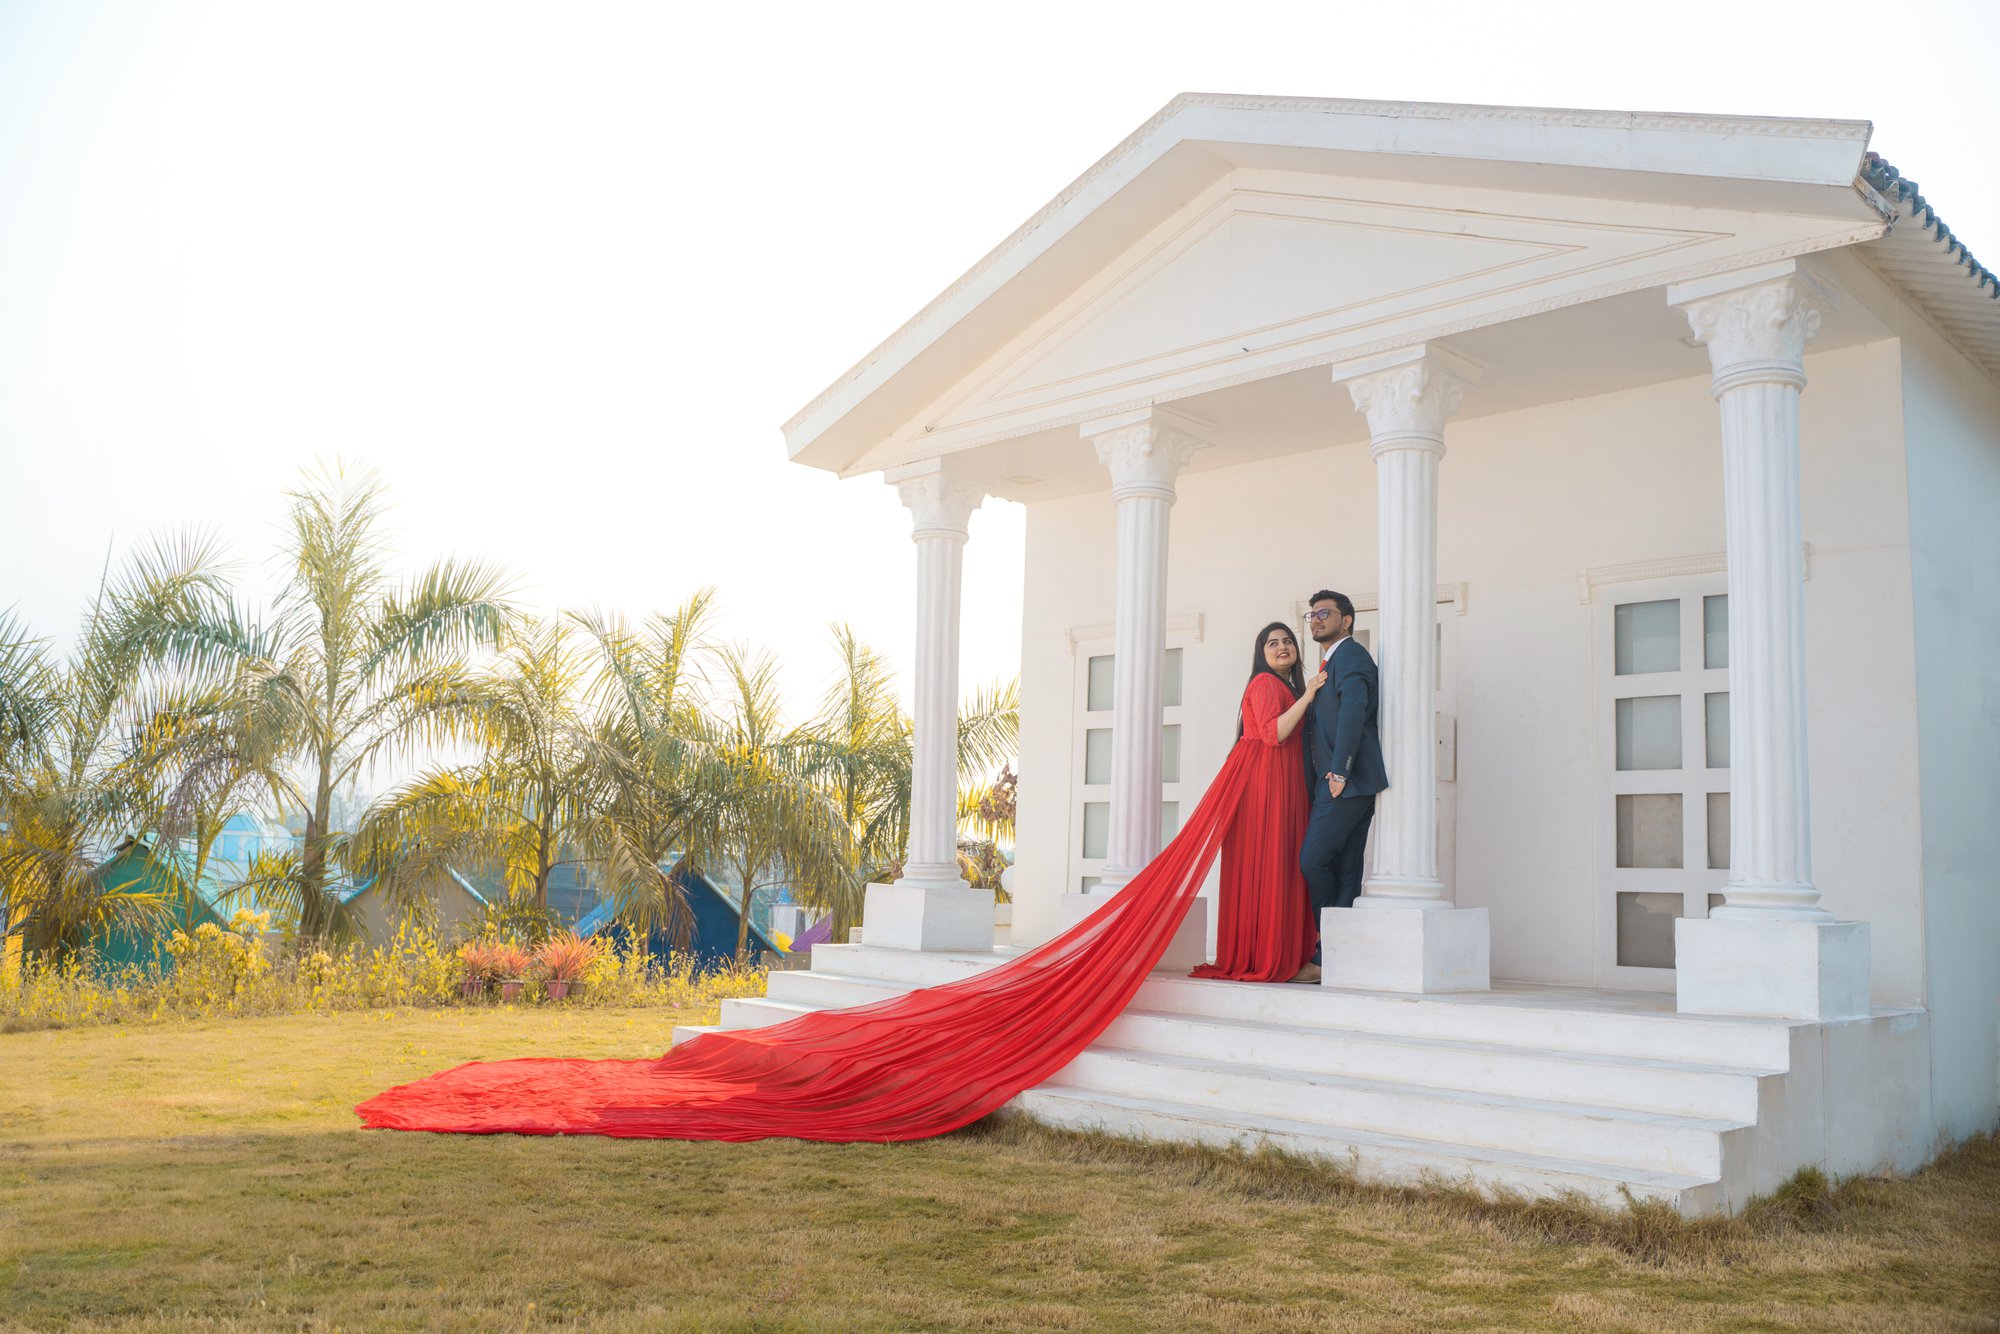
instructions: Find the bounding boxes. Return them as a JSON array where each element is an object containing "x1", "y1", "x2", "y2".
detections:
[{"x1": 354, "y1": 738, "x2": 1260, "y2": 1140}]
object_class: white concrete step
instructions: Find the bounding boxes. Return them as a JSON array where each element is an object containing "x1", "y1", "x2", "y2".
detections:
[
  {"x1": 800, "y1": 944, "x2": 1796, "y2": 1070},
  {"x1": 1008, "y1": 1085, "x2": 1724, "y2": 1214},
  {"x1": 763, "y1": 969, "x2": 916, "y2": 1010},
  {"x1": 1097, "y1": 1010, "x2": 1773, "y2": 1122},
  {"x1": 729, "y1": 994, "x2": 1768, "y2": 1122},
  {"x1": 1053, "y1": 1047, "x2": 1745, "y2": 1179}
]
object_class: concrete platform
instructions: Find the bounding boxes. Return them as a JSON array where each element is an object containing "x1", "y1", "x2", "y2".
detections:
[{"x1": 671, "y1": 941, "x2": 1932, "y2": 1215}]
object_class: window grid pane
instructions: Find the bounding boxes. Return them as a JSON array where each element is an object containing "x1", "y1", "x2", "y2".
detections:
[
  {"x1": 1084, "y1": 728, "x2": 1112, "y2": 785},
  {"x1": 1163, "y1": 648, "x2": 1184, "y2": 709},
  {"x1": 1707, "y1": 792, "x2": 1731, "y2": 870},
  {"x1": 1705, "y1": 693, "x2": 1730, "y2": 769},
  {"x1": 1081, "y1": 802, "x2": 1109, "y2": 860},
  {"x1": 1160, "y1": 802, "x2": 1181, "y2": 843},
  {"x1": 1616, "y1": 891, "x2": 1682, "y2": 968},
  {"x1": 1086, "y1": 655, "x2": 1114, "y2": 712},
  {"x1": 1704, "y1": 595, "x2": 1729, "y2": 670},
  {"x1": 1161, "y1": 724, "x2": 1181, "y2": 784},
  {"x1": 1616, "y1": 793, "x2": 1684, "y2": 868},
  {"x1": 1615, "y1": 695, "x2": 1683, "y2": 770},
  {"x1": 1614, "y1": 599, "x2": 1680, "y2": 675}
]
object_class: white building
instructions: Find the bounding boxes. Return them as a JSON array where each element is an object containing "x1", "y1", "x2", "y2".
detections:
[{"x1": 699, "y1": 96, "x2": 1999, "y2": 1213}]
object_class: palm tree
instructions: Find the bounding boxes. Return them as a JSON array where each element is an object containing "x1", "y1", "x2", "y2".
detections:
[
  {"x1": 357, "y1": 616, "x2": 694, "y2": 946},
  {"x1": 151, "y1": 462, "x2": 516, "y2": 948},
  {"x1": 0, "y1": 539, "x2": 239, "y2": 963},
  {"x1": 706, "y1": 644, "x2": 853, "y2": 961}
]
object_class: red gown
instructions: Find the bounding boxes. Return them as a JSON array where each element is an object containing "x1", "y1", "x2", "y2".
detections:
[
  {"x1": 1190, "y1": 673, "x2": 1314, "y2": 983},
  {"x1": 355, "y1": 729, "x2": 1269, "y2": 1142}
]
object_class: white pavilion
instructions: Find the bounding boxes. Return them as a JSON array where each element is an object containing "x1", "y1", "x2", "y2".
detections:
[{"x1": 681, "y1": 95, "x2": 2000, "y2": 1213}]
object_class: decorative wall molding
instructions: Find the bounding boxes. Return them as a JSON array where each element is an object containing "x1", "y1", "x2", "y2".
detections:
[
  {"x1": 1575, "y1": 545, "x2": 1812, "y2": 603},
  {"x1": 1291, "y1": 583, "x2": 1469, "y2": 621},
  {"x1": 1065, "y1": 612, "x2": 1205, "y2": 657}
]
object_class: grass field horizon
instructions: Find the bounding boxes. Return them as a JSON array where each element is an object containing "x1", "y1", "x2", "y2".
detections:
[{"x1": 5, "y1": 1005, "x2": 1996, "y2": 1331}]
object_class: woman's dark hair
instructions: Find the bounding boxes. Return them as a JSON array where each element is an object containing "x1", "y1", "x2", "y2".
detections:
[{"x1": 1239, "y1": 621, "x2": 1305, "y2": 738}]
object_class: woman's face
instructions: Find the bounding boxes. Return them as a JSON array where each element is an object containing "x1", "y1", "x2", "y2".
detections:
[{"x1": 1263, "y1": 630, "x2": 1297, "y2": 673}]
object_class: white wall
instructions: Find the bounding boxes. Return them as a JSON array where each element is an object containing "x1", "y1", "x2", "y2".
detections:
[
  {"x1": 1897, "y1": 313, "x2": 2000, "y2": 1140},
  {"x1": 1014, "y1": 339, "x2": 1927, "y2": 1004}
]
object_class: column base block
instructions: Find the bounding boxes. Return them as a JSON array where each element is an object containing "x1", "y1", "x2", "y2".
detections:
[
  {"x1": 861, "y1": 881, "x2": 995, "y2": 952},
  {"x1": 1325, "y1": 905, "x2": 1490, "y2": 993},
  {"x1": 1675, "y1": 917, "x2": 1871, "y2": 1020},
  {"x1": 1060, "y1": 892, "x2": 1209, "y2": 972}
]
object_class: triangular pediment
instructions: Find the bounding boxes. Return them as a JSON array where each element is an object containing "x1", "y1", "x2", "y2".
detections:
[{"x1": 927, "y1": 186, "x2": 1719, "y2": 439}]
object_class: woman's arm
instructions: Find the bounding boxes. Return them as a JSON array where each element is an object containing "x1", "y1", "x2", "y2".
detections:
[{"x1": 1245, "y1": 671, "x2": 1324, "y2": 746}]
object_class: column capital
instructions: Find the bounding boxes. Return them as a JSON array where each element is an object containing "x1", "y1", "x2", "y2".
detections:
[
  {"x1": 889, "y1": 461, "x2": 984, "y2": 540},
  {"x1": 1667, "y1": 259, "x2": 1838, "y2": 396},
  {"x1": 1083, "y1": 406, "x2": 1207, "y2": 502},
  {"x1": 1330, "y1": 344, "x2": 1483, "y2": 456}
]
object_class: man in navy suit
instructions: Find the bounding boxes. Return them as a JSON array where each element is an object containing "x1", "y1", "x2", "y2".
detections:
[{"x1": 1296, "y1": 589, "x2": 1389, "y2": 980}]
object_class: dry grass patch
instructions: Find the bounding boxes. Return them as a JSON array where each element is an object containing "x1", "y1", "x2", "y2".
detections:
[{"x1": 2, "y1": 1007, "x2": 1996, "y2": 1332}]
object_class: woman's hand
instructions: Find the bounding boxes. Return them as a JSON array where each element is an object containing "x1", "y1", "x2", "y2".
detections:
[{"x1": 1303, "y1": 669, "x2": 1327, "y2": 700}]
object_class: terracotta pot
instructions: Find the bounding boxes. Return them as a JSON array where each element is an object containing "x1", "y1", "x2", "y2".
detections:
[
  {"x1": 546, "y1": 980, "x2": 571, "y2": 1001},
  {"x1": 460, "y1": 978, "x2": 486, "y2": 999},
  {"x1": 499, "y1": 980, "x2": 524, "y2": 1001}
]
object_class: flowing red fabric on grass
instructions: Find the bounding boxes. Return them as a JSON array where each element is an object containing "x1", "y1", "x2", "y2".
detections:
[{"x1": 354, "y1": 737, "x2": 1258, "y2": 1140}]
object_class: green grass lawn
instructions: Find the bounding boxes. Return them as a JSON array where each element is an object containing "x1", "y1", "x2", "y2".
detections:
[{"x1": 3, "y1": 1006, "x2": 1996, "y2": 1332}]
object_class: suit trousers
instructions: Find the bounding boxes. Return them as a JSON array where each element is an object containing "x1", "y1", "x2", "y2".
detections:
[{"x1": 1299, "y1": 792, "x2": 1376, "y2": 962}]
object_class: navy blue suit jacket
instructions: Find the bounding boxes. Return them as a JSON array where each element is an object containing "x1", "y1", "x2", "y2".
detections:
[{"x1": 1305, "y1": 637, "x2": 1389, "y2": 799}]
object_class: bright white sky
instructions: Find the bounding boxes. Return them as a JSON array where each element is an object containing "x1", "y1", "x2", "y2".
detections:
[{"x1": 3, "y1": 0, "x2": 1995, "y2": 718}]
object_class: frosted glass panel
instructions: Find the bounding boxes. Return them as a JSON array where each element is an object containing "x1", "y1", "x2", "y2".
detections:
[
  {"x1": 1162, "y1": 724, "x2": 1181, "y2": 783},
  {"x1": 1615, "y1": 600, "x2": 1680, "y2": 675},
  {"x1": 1163, "y1": 648, "x2": 1184, "y2": 708},
  {"x1": 1705, "y1": 693, "x2": 1730, "y2": 769},
  {"x1": 1079, "y1": 875, "x2": 1100, "y2": 894},
  {"x1": 1704, "y1": 595, "x2": 1729, "y2": 670},
  {"x1": 1707, "y1": 792, "x2": 1731, "y2": 870},
  {"x1": 1616, "y1": 793, "x2": 1683, "y2": 868},
  {"x1": 1615, "y1": 696, "x2": 1682, "y2": 770},
  {"x1": 1084, "y1": 728, "x2": 1112, "y2": 785},
  {"x1": 1086, "y1": 656, "x2": 1114, "y2": 712},
  {"x1": 1081, "y1": 802, "x2": 1109, "y2": 859},
  {"x1": 1160, "y1": 802, "x2": 1181, "y2": 843},
  {"x1": 1616, "y1": 892, "x2": 1681, "y2": 968}
]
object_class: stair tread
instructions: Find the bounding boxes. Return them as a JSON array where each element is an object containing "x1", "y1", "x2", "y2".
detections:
[
  {"x1": 1070, "y1": 1045, "x2": 1750, "y2": 1131},
  {"x1": 1013, "y1": 1084, "x2": 1718, "y2": 1191},
  {"x1": 1113, "y1": 1007, "x2": 1783, "y2": 1077}
]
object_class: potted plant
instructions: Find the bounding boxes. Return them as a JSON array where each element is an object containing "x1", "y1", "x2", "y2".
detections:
[
  {"x1": 457, "y1": 942, "x2": 494, "y2": 1000},
  {"x1": 536, "y1": 931, "x2": 599, "y2": 1001},
  {"x1": 491, "y1": 943, "x2": 532, "y2": 1002}
]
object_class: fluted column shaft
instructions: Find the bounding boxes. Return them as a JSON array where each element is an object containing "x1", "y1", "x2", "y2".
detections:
[
  {"x1": 1087, "y1": 409, "x2": 1201, "y2": 891},
  {"x1": 1672, "y1": 261, "x2": 1834, "y2": 921},
  {"x1": 1337, "y1": 349, "x2": 1476, "y2": 907},
  {"x1": 894, "y1": 469, "x2": 984, "y2": 888}
]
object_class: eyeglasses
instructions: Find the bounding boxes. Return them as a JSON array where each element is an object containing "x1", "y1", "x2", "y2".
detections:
[{"x1": 1305, "y1": 609, "x2": 1337, "y2": 622}]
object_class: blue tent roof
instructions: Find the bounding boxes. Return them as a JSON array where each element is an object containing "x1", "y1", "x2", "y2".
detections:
[{"x1": 577, "y1": 864, "x2": 779, "y2": 966}]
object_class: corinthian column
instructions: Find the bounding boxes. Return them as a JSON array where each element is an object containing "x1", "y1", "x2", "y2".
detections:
[
  {"x1": 1321, "y1": 344, "x2": 1489, "y2": 993},
  {"x1": 1667, "y1": 259, "x2": 1869, "y2": 1019},
  {"x1": 859, "y1": 460, "x2": 996, "y2": 951},
  {"x1": 1057, "y1": 406, "x2": 1208, "y2": 972},
  {"x1": 1088, "y1": 407, "x2": 1200, "y2": 891}
]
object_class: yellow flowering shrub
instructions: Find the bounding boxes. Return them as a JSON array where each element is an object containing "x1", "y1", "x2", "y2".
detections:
[{"x1": 0, "y1": 919, "x2": 769, "y2": 1033}]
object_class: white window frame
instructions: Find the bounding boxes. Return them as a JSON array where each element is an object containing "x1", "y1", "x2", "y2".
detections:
[
  {"x1": 1592, "y1": 574, "x2": 1731, "y2": 988},
  {"x1": 1066, "y1": 628, "x2": 1198, "y2": 896}
]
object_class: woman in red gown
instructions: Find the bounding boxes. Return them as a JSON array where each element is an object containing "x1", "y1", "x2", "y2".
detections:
[
  {"x1": 354, "y1": 620, "x2": 1327, "y2": 1143},
  {"x1": 1191, "y1": 622, "x2": 1322, "y2": 983}
]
